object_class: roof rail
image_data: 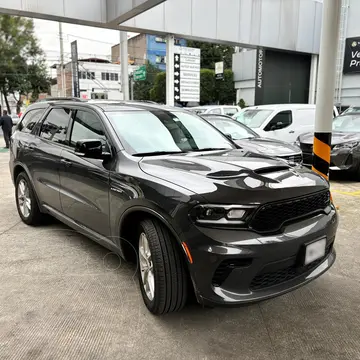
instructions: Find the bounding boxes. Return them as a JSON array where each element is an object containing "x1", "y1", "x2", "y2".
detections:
[{"x1": 36, "y1": 97, "x2": 84, "y2": 103}]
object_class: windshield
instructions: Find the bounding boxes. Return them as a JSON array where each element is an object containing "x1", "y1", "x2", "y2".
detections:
[
  {"x1": 207, "y1": 117, "x2": 258, "y2": 140},
  {"x1": 233, "y1": 109, "x2": 273, "y2": 128},
  {"x1": 106, "y1": 110, "x2": 234, "y2": 155},
  {"x1": 333, "y1": 115, "x2": 360, "y2": 132},
  {"x1": 342, "y1": 107, "x2": 360, "y2": 115}
]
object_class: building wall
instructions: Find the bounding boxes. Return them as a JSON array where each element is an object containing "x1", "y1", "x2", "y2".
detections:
[{"x1": 111, "y1": 34, "x2": 147, "y2": 64}]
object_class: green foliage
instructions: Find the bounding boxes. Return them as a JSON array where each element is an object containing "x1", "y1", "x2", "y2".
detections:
[
  {"x1": 215, "y1": 69, "x2": 236, "y2": 105},
  {"x1": 150, "y1": 72, "x2": 166, "y2": 103},
  {"x1": 200, "y1": 69, "x2": 216, "y2": 105},
  {"x1": 238, "y1": 98, "x2": 246, "y2": 108},
  {"x1": 133, "y1": 62, "x2": 161, "y2": 100},
  {"x1": 187, "y1": 40, "x2": 235, "y2": 70},
  {"x1": 0, "y1": 15, "x2": 50, "y2": 113}
]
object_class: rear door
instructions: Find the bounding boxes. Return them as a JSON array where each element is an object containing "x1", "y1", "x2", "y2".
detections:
[
  {"x1": 59, "y1": 108, "x2": 112, "y2": 237},
  {"x1": 29, "y1": 107, "x2": 72, "y2": 212}
]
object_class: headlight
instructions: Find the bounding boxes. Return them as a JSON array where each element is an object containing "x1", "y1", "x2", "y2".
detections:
[
  {"x1": 189, "y1": 204, "x2": 257, "y2": 227},
  {"x1": 333, "y1": 141, "x2": 359, "y2": 150},
  {"x1": 294, "y1": 138, "x2": 300, "y2": 147}
]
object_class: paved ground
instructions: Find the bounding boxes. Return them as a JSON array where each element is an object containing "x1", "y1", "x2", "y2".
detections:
[{"x1": 0, "y1": 137, "x2": 360, "y2": 360}]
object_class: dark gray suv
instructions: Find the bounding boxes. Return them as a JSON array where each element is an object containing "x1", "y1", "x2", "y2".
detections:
[{"x1": 9, "y1": 100, "x2": 338, "y2": 314}]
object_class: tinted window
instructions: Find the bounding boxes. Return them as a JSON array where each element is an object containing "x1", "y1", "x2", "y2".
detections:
[
  {"x1": 224, "y1": 108, "x2": 238, "y2": 116},
  {"x1": 18, "y1": 109, "x2": 44, "y2": 133},
  {"x1": 70, "y1": 110, "x2": 107, "y2": 148},
  {"x1": 106, "y1": 110, "x2": 233, "y2": 155},
  {"x1": 264, "y1": 111, "x2": 292, "y2": 131},
  {"x1": 40, "y1": 108, "x2": 71, "y2": 144}
]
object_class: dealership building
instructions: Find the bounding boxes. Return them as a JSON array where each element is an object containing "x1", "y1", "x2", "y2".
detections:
[{"x1": 233, "y1": 0, "x2": 360, "y2": 109}]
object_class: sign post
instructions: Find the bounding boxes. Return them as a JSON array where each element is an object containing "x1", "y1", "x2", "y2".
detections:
[
  {"x1": 70, "y1": 41, "x2": 80, "y2": 98},
  {"x1": 133, "y1": 65, "x2": 147, "y2": 81},
  {"x1": 173, "y1": 46, "x2": 200, "y2": 103},
  {"x1": 215, "y1": 61, "x2": 224, "y2": 80}
]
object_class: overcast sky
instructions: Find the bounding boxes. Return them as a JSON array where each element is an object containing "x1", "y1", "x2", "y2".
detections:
[{"x1": 33, "y1": 19, "x2": 138, "y2": 74}]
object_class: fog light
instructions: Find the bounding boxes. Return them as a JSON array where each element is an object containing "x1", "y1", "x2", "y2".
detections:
[{"x1": 227, "y1": 209, "x2": 246, "y2": 219}]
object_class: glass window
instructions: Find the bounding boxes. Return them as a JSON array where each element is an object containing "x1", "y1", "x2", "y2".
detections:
[
  {"x1": 115, "y1": 74, "x2": 119, "y2": 82},
  {"x1": 101, "y1": 73, "x2": 106, "y2": 81},
  {"x1": 333, "y1": 115, "x2": 360, "y2": 132},
  {"x1": 207, "y1": 117, "x2": 258, "y2": 140},
  {"x1": 18, "y1": 109, "x2": 44, "y2": 133},
  {"x1": 155, "y1": 36, "x2": 166, "y2": 43},
  {"x1": 234, "y1": 109, "x2": 274, "y2": 128},
  {"x1": 208, "y1": 108, "x2": 221, "y2": 114},
  {"x1": 70, "y1": 110, "x2": 107, "y2": 148},
  {"x1": 264, "y1": 111, "x2": 292, "y2": 131},
  {"x1": 106, "y1": 73, "x2": 110, "y2": 81},
  {"x1": 40, "y1": 108, "x2": 71, "y2": 144},
  {"x1": 224, "y1": 108, "x2": 238, "y2": 116},
  {"x1": 110, "y1": 73, "x2": 115, "y2": 81},
  {"x1": 106, "y1": 110, "x2": 234, "y2": 155}
]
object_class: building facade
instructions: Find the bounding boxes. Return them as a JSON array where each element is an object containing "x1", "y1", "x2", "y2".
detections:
[
  {"x1": 53, "y1": 58, "x2": 137, "y2": 100},
  {"x1": 112, "y1": 34, "x2": 186, "y2": 71}
]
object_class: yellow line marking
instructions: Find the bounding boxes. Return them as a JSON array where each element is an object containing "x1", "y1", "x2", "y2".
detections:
[{"x1": 332, "y1": 189, "x2": 360, "y2": 197}]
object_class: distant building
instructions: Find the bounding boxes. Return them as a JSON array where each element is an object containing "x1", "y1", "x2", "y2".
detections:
[
  {"x1": 51, "y1": 58, "x2": 137, "y2": 100},
  {"x1": 112, "y1": 34, "x2": 187, "y2": 71}
]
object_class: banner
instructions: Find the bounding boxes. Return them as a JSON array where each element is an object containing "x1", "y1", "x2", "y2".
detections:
[
  {"x1": 343, "y1": 37, "x2": 360, "y2": 74},
  {"x1": 71, "y1": 41, "x2": 80, "y2": 97},
  {"x1": 254, "y1": 48, "x2": 265, "y2": 105}
]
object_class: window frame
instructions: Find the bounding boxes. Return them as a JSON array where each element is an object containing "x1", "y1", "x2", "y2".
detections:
[
  {"x1": 17, "y1": 109, "x2": 42, "y2": 133},
  {"x1": 264, "y1": 110, "x2": 293, "y2": 132}
]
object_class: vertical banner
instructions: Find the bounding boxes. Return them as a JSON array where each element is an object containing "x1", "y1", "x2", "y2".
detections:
[
  {"x1": 255, "y1": 48, "x2": 265, "y2": 105},
  {"x1": 71, "y1": 41, "x2": 80, "y2": 98}
]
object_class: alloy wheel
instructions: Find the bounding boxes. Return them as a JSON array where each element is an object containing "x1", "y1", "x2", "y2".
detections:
[
  {"x1": 17, "y1": 179, "x2": 31, "y2": 219},
  {"x1": 139, "y1": 232, "x2": 155, "y2": 301}
]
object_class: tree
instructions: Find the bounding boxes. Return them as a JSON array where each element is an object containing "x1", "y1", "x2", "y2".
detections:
[
  {"x1": 150, "y1": 72, "x2": 166, "y2": 103},
  {"x1": 0, "y1": 15, "x2": 50, "y2": 113},
  {"x1": 187, "y1": 40, "x2": 235, "y2": 70},
  {"x1": 215, "y1": 69, "x2": 236, "y2": 104},
  {"x1": 133, "y1": 62, "x2": 161, "y2": 100},
  {"x1": 200, "y1": 69, "x2": 216, "y2": 105}
]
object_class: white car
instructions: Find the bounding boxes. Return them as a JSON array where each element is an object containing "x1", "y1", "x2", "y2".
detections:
[
  {"x1": 11, "y1": 114, "x2": 20, "y2": 126},
  {"x1": 189, "y1": 105, "x2": 241, "y2": 117},
  {"x1": 232, "y1": 104, "x2": 339, "y2": 143}
]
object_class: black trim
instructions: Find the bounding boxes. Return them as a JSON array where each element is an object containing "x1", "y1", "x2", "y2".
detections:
[
  {"x1": 313, "y1": 153, "x2": 330, "y2": 175},
  {"x1": 314, "y1": 132, "x2": 331, "y2": 146}
]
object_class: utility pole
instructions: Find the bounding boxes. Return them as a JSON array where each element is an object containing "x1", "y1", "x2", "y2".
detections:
[
  {"x1": 312, "y1": 0, "x2": 342, "y2": 180},
  {"x1": 59, "y1": 22, "x2": 66, "y2": 97},
  {"x1": 130, "y1": 75, "x2": 134, "y2": 100},
  {"x1": 120, "y1": 31, "x2": 129, "y2": 100}
]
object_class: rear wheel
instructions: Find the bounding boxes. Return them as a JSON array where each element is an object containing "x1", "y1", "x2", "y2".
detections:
[
  {"x1": 15, "y1": 172, "x2": 42, "y2": 225},
  {"x1": 137, "y1": 219, "x2": 188, "y2": 315}
]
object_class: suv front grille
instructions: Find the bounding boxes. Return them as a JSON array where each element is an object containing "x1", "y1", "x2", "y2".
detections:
[
  {"x1": 250, "y1": 243, "x2": 333, "y2": 291},
  {"x1": 249, "y1": 190, "x2": 331, "y2": 233}
]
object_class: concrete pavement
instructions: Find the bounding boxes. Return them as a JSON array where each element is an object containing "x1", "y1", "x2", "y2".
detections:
[{"x1": 0, "y1": 137, "x2": 360, "y2": 360}]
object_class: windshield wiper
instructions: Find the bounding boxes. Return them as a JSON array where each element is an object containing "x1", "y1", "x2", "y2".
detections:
[
  {"x1": 192, "y1": 148, "x2": 229, "y2": 152},
  {"x1": 133, "y1": 151, "x2": 185, "y2": 157}
]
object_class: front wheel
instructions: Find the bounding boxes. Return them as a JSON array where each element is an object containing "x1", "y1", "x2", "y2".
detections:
[{"x1": 137, "y1": 219, "x2": 188, "y2": 315}]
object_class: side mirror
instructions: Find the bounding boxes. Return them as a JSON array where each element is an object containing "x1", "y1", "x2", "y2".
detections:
[
  {"x1": 75, "y1": 139, "x2": 105, "y2": 159},
  {"x1": 225, "y1": 133, "x2": 233, "y2": 140}
]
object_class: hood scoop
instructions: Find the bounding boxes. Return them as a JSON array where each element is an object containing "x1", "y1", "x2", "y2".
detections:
[
  {"x1": 254, "y1": 165, "x2": 290, "y2": 175},
  {"x1": 206, "y1": 170, "x2": 249, "y2": 180}
]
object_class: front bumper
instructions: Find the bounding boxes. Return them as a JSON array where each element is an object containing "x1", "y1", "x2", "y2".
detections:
[
  {"x1": 184, "y1": 208, "x2": 338, "y2": 306},
  {"x1": 302, "y1": 148, "x2": 360, "y2": 171}
]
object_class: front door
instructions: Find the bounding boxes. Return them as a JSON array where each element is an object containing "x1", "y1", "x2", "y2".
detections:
[
  {"x1": 59, "y1": 109, "x2": 112, "y2": 237},
  {"x1": 262, "y1": 110, "x2": 295, "y2": 142}
]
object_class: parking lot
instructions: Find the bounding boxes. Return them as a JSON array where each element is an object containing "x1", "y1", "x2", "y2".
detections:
[{"x1": 0, "y1": 138, "x2": 360, "y2": 360}]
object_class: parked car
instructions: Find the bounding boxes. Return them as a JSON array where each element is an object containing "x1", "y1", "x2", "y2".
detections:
[
  {"x1": 340, "y1": 105, "x2": 360, "y2": 115},
  {"x1": 202, "y1": 114, "x2": 303, "y2": 164},
  {"x1": 10, "y1": 100, "x2": 338, "y2": 314},
  {"x1": 11, "y1": 114, "x2": 20, "y2": 126},
  {"x1": 189, "y1": 105, "x2": 241, "y2": 116},
  {"x1": 232, "y1": 104, "x2": 339, "y2": 143},
  {"x1": 297, "y1": 112, "x2": 360, "y2": 178}
]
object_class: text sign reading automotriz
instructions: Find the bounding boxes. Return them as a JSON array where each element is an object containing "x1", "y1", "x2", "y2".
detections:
[{"x1": 174, "y1": 46, "x2": 201, "y2": 102}]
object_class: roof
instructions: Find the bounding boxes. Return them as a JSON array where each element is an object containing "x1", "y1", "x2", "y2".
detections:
[
  {"x1": 191, "y1": 105, "x2": 239, "y2": 110},
  {"x1": 244, "y1": 104, "x2": 317, "y2": 110}
]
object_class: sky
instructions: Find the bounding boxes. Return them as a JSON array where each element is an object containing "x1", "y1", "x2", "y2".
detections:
[{"x1": 33, "y1": 19, "x2": 138, "y2": 75}]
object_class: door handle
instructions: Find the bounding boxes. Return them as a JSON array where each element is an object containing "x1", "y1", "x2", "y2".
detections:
[
  {"x1": 61, "y1": 158, "x2": 72, "y2": 167},
  {"x1": 289, "y1": 130, "x2": 295, "y2": 133}
]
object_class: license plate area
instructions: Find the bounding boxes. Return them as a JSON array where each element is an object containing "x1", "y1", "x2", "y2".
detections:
[{"x1": 304, "y1": 238, "x2": 326, "y2": 266}]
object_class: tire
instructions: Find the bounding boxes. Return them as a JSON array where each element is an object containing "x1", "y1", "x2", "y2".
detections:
[
  {"x1": 137, "y1": 218, "x2": 188, "y2": 315},
  {"x1": 15, "y1": 172, "x2": 43, "y2": 226}
]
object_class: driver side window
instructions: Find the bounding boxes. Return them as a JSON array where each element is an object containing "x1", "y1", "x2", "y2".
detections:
[{"x1": 264, "y1": 110, "x2": 292, "y2": 131}]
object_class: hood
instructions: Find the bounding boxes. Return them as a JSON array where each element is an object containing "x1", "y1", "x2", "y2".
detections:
[
  {"x1": 299, "y1": 131, "x2": 360, "y2": 146},
  {"x1": 234, "y1": 137, "x2": 301, "y2": 156},
  {"x1": 139, "y1": 149, "x2": 328, "y2": 205}
]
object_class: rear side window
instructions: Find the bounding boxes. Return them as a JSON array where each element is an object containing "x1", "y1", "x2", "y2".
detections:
[
  {"x1": 40, "y1": 108, "x2": 71, "y2": 144},
  {"x1": 224, "y1": 108, "x2": 238, "y2": 116},
  {"x1": 18, "y1": 109, "x2": 44, "y2": 133},
  {"x1": 208, "y1": 108, "x2": 221, "y2": 114}
]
